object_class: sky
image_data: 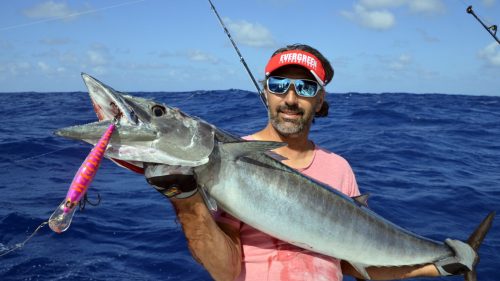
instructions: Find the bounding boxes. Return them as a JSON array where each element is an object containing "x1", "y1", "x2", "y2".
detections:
[{"x1": 0, "y1": 0, "x2": 499, "y2": 95}]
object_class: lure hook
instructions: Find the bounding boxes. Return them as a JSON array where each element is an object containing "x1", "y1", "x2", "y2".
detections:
[{"x1": 79, "y1": 192, "x2": 102, "y2": 211}]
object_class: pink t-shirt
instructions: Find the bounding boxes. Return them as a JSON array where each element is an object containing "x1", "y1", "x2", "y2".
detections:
[{"x1": 216, "y1": 140, "x2": 360, "y2": 281}]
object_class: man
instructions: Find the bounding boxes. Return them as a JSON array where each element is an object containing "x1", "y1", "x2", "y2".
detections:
[{"x1": 147, "y1": 44, "x2": 476, "y2": 280}]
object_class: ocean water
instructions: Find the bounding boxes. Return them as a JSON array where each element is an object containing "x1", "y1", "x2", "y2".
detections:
[{"x1": 0, "y1": 89, "x2": 499, "y2": 281}]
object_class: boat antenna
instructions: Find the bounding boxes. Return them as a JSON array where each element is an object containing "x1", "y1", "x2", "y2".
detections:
[
  {"x1": 466, "y1": 5, "x2": 499, "y2": 44},
  {"x1": 207, "y1": 0, "x2": 268, "y2": 108}
]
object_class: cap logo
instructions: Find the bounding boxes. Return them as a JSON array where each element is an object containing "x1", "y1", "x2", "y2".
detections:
[
  {"x1": 278, "y1": 53, "x2": 318, "y2": 71},
  {"x1": 265, "y1": 49, "x2": 328, "y2": 85}
]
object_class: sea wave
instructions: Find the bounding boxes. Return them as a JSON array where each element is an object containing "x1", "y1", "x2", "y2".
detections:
[{"x1": 0, "y1": 91, "x2": 498, "y2": 281}]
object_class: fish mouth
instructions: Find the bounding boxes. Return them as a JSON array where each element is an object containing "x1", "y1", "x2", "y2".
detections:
[
  {"x1": 81, "y1": 73, "x2": 138, "y2": 125},
  {"x1": 54, "y1": 73, "x2": 154, "y2": 143},
  {"x1": 54, "y1": 73, "x2": 214, "y2": 168}
]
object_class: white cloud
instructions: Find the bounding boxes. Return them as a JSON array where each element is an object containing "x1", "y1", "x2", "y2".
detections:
[
  {"x1": 87, "y1": 50, "x2": 107, "y2": 65},
  {"x1": 0, "y1": 62, "x2": 31, "y2": 76},
  {"x1": 92, "y1": 66, "x2": 107, "y2": 75},
  {"x1": 482, "y1": 0, "x2": 496, "y2": 7},
  {"x1": 158, "y1": 49, "x2": 220, "y2": 64},
  {"x1": 37, "y1": 61, "x2": 51, "y2": 73},
  {"x1": 225, "y1": 18, "x2": 276, "y2": 48},
  {"x1": 0, "y1": 40, "x2": 13, "y2": 50},
  {"x1": 342, "y1": 0, "x2": 445, "y2": 30},
  {"x1": 187, "y1": 50, "x2": 219, "y2": 63},
  {"x1": 87, "y1": 45, "x2": 111, "y2": 66},
  {"x1": 116, "y1": 62, "x2": 168, "y2": 70},
  {"x1": 59, "y1": 51, "x2": 79, "y2": 64},
  {"x1": 40, "y1": 38, "x2": 72, "y2": 46},
  {"x1": 36, "y1": 61, "x2": 66, "y2": 75},
  {"x1": 341, "y1": 4, "x2": 396, "y2": 30},
  {"x1": 389, "y1": 54, "x2": 412, "y2": 70},
  {"x1": 358, "y1": 0, "x2": 445, "y2": 13},
  {"x1": 408, "y1": 0, "x2": 445, "y2": 14},
  {"x1": 478, "y1": 42, "x2": 500, "y2": 67},
  {"x1": 417, "y1": 29, "x2": 440, "y2": 43},
  {"x1": 158, "y1": 51, "x2": 175, "y2": 58},
  {"x1": 23, "y1": 1, "x2": 80, "y2": 21},
  {"x1": 358, "y1": 0, "x2": 405, "y2": 9}
]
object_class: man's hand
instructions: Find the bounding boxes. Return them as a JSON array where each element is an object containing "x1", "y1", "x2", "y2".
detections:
[
  {"x1": 144, "y1": 164, "x2": 198, "y2": 199},
  {"x1": 434, "y1": 239, "x2": 477, "y2": 276}
]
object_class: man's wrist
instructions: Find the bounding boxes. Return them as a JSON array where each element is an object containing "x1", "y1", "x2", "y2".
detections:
[
  {"x1": 151, "y1": 184, "x2": 198, "y2": 199},
  {"x1": 170, "y1": 187, "x2": 198, "y2": 199}
]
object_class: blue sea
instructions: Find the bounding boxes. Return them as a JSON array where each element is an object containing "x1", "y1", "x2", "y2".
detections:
[{"x1": 0, "y1": 89, "x2": 499, "y2": 281}]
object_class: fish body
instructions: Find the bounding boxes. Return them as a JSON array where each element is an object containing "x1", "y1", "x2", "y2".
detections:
[
  {"x1": 197, "y1": 141, "x2": 450, "y2": 267},
  {"x1": 54, "y1": 73, "x2": 494, "y2": 279}
]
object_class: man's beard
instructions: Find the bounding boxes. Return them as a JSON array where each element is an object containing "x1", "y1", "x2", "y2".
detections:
[{"x1": 269, "y1": 104, "x2": 311, "y2": 137}]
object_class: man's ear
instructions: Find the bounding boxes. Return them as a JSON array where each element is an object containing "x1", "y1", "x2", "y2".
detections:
[
  {"x1": 315, "y1": 92, "x2": 325, "y2": 113},
  {"x1": 314, "y1": 91, "x2": 329, "y2": 118}
]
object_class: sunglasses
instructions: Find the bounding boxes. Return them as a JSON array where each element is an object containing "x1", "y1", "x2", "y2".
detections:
[{"x1": 266, "y1": 76, "x2": 322, "y2": 98}]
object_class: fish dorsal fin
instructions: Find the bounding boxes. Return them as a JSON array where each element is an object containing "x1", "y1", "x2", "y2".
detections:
[
  {"x1": 220, "y1": 141, "x2": 286, "y2": 159},
  {"x1": 352, "y1": 194, "x2": 370, "y2": 208}
]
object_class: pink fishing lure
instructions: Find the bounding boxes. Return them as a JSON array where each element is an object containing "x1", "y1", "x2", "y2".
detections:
[{"x1": 49, "y1": 123, "x2": 115, "y2": 233}]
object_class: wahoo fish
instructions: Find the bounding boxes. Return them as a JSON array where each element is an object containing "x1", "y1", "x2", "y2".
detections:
[{"x1": 55, "y1": 73, "x2": 494, "y2": 280}]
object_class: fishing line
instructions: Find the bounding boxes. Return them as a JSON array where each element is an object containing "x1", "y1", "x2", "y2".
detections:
[
  {"x1": 0, "y1": 144, "x2": 79, "y2": 170},
  {"x1": 0, "y1": 221, "x2": 48, "y2": 257},
  {"x1": 207, "y1": 0, "x2": 268, "y2": 109},
  {"x1": 12, "y1": 145, "x2": 79, "y2": 164},
  {"x1": 0, "y1": 0, "x2": 145, "y2": 32}
]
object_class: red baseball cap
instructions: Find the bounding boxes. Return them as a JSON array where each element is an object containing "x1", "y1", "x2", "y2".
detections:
[{"x1": 265, "y1": 50, "x2": 328, "y2": 86}]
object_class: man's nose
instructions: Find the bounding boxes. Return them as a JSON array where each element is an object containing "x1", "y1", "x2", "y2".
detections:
[{"x1": 283, "y1": 84, "x2": 299, "y2": 105}]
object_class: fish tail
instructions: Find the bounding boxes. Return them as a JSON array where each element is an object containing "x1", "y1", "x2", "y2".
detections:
[{"x1": 464, "y1": 211, "x2": 495, "y2": 281}]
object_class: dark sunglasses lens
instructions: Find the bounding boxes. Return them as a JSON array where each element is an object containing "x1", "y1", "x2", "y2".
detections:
[
  {"x1": 268, "y1": 77, "x2": 290, "y2": 94},
  {"x1": 295, "y1": 80, "x2": 318, "y2": 97}
]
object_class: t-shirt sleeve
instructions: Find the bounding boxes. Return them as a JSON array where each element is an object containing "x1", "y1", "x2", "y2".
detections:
[{"x1": 345, "y1": 163, "x2": 360, "y2": 197}]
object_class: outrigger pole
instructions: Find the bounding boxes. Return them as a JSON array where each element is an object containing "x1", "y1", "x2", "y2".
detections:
[
  {"x1": 466, "y1": 6, "x2": 499, "y2": 44},
  {"x1": 207, "y1": 0, "x2": 268, "y2": 109}
]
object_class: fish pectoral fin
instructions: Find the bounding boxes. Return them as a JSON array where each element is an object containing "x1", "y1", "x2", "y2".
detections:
[
  {"x1": 221, "y1": 141, "x2": 286, "y2": 159},
  {"x1": 350, "y1": 262, "x2": 371, "y2": 280},
  {"x1": 352, "y1": 194, "x2": 370, "y2": 208},
  {"x1": 199, "y1": 185, "x2": 217, "y2": 213}
]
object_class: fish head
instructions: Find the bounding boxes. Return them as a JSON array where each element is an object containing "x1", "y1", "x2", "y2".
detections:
[{"x1": 55, "y1": 73, "x2": 216, "y2": 171}]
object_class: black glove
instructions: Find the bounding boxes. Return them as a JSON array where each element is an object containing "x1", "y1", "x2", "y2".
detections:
[
  {"x1": 434, "y1": 238, "x2": 477, "y2": 276},
  {"x1": 145, "y1": 164, "x2": 198, "y2": 199}
]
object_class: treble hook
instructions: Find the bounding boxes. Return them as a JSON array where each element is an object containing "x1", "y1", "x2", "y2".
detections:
[{"x1": 79, "y1": 192, "x2": 102, "y2": 211}]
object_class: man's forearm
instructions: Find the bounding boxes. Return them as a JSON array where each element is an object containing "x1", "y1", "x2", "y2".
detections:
[
  {"x1": 171, "y1": 193, "x2": 242, "y2": 281},
  {"x1": 342, "y1": 261, "x2": 439, "y2": 280}
]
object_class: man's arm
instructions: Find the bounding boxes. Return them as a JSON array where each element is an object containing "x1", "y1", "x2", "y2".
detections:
[
  {"x1": 171, "y1": 193, "x2": 242, "y2": 281},
  {"x1": 341, "y1": 261, "x2": 439, "y2": 280}
]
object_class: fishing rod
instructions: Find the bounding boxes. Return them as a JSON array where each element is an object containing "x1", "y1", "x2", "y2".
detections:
[
  {"x1": 207, "y1": 0, "x2": 268, "y2": 109},
  {"x1": 466, "y1": 5, "x2": 499, "y2": 44}
]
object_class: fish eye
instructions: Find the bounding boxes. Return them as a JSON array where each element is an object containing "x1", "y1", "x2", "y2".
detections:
[{"x1": 152, "y1": 105, "x2": 166, "y2": 117}]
